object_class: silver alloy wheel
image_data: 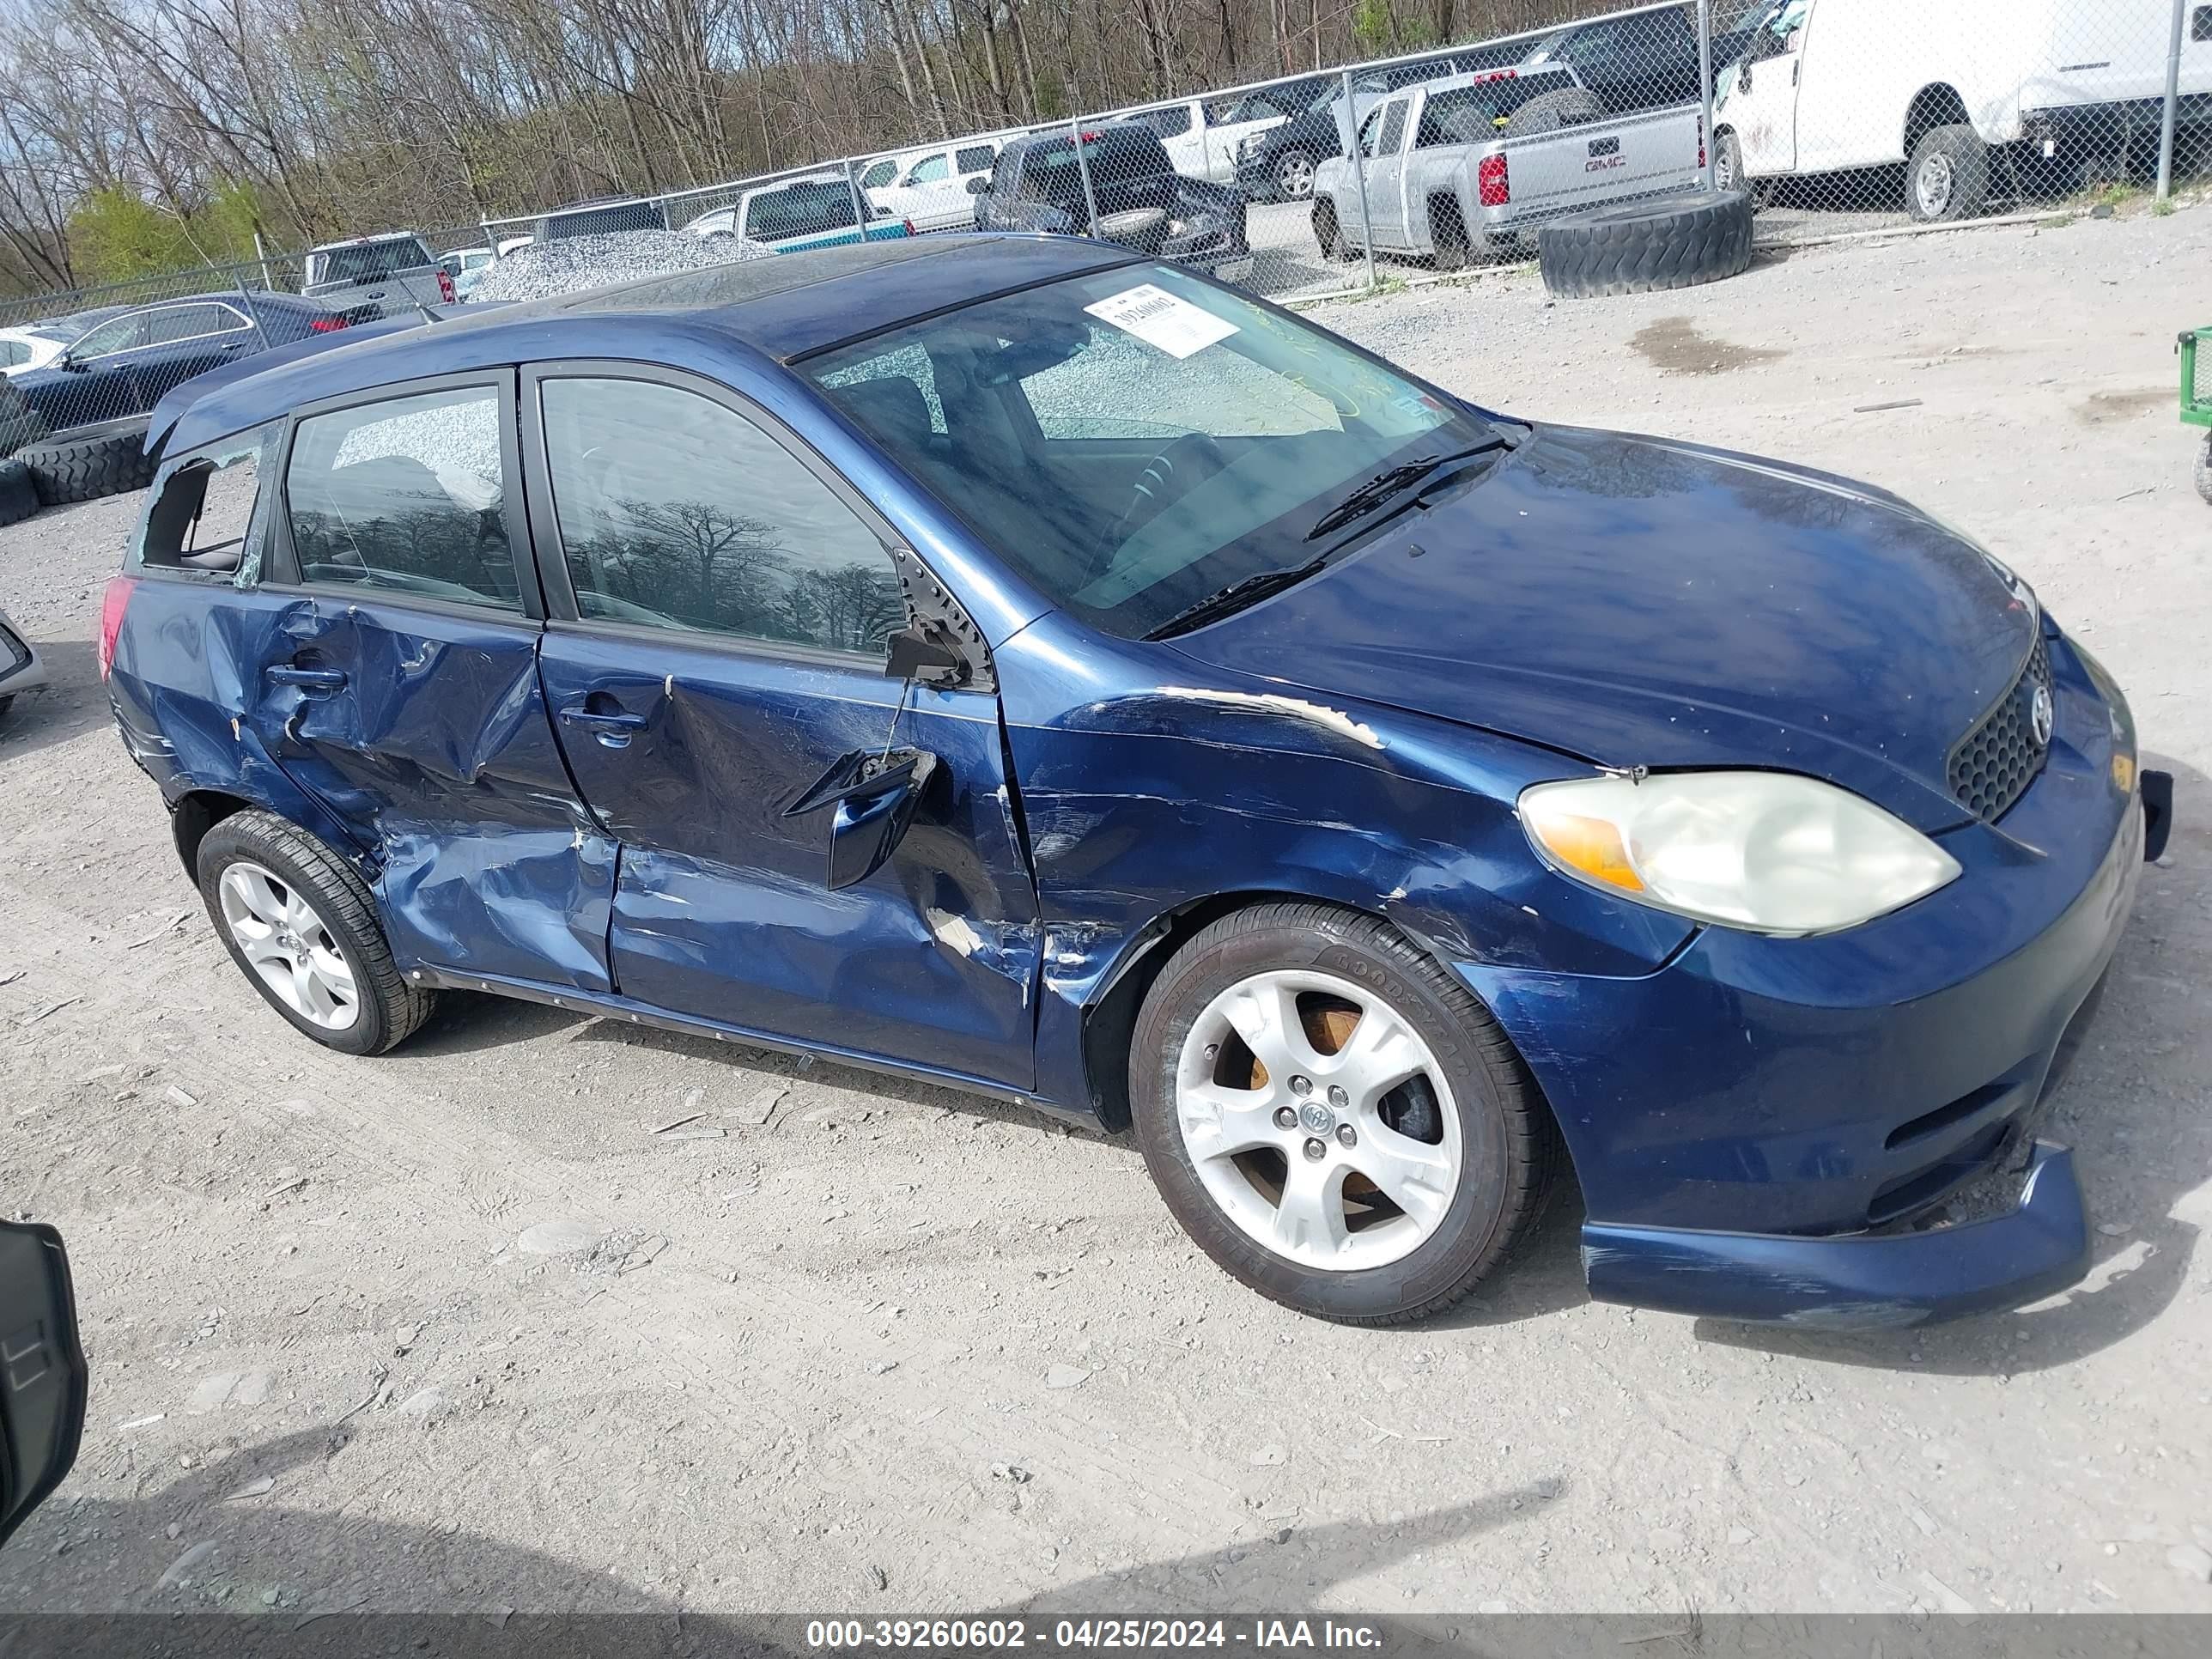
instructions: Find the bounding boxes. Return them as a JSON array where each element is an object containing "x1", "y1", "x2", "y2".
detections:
[
  {"x1": 1916, "y1": 152, "x2": 1955, "y2": 217},
  {"x1": 217, "y1": 860, "x2": 360, "y2": 1031},
  {"x1": 1174, "y1": 969, "x2": 1462, "y2": 1271},
  {"x1": 1714, "y1": 138, "x2": 1737, "y2": 192},
  {"x1": 1277, "y1": 152, "x2": 1316, "y2": 200}
]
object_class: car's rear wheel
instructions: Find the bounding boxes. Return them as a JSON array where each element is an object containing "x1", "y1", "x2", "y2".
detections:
[
  {"x1": 1274, "y1": 149, "x2": 1317, "y2": 202},
  {"x1": 196, "y1": 810, "x2": 434, "y2": 1055},
  {"x1": 1130, "y1": 902, "x2": 1556, "y2": 1324},
  {"x1": 1430, "y1": 197, "x2": 1473, "y2": 270},
  {"x1": 1312, "y1": 200, "x2": 1344, "y2": 260}
]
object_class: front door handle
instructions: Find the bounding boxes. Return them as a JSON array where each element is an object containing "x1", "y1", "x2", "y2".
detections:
[{"x1": 266, "y1": 665, "x2": 346, "y2": 691}]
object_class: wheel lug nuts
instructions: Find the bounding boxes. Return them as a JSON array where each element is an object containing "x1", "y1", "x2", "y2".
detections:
[
  {"x1": 1327, "y1": 1085, "x2": 1349, "y2": 1109},
  {"x1": 1289, "y1": 1075, "x2": 1313, "y2": 1097},
  {"x1": 1337, "y1": 1123, "x2": 1357, "y2": 1148},
  {"x1": 1273, "y1": 1106, "x2": 1298, "y2": 1130},
  {"x1": 1303, "y1": 1138, "x2": 1327, "y2": 1162}
]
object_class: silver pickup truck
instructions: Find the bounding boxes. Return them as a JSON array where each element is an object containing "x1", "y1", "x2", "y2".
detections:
[
  {"x1": 300, "y1": 233, "x2": 455, "y2": 321},
  {"x1": 1313, "y1": 67, "x2": 1706, "y2": 265}
]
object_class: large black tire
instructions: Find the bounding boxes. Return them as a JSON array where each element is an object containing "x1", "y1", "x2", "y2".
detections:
[
  {"x1": 1129, "y1": 902, "x2": 1558, "y2": 1326},
  {"x1": 0, "y1": 458, "x2": 36, "y2": 527},
  {"x1": 15, "y1": 418, "x2": 158, "y2": 507},
  {"x1": 196, "y1": 809, "x2": 436, "y2": 1056},
  {"x1": 1536, "y1": 188, "x2": 1753, "y2": 299},
  {"x1": 0, "y1": 408, "x2": 46, "y2": 459},
  {"x1": 2197, "y1": 434, "x2": 2212, "y2": 507},
  {"x1": 1501, "y1": 87, "x2": 1606, "y2": 139},
  {"x1": 1905, "y1": 124, "x2": 1990, "y2": 223},
  {"x1": 1429, "y1": 196, "x2": 1473, "y2": 270},
  {"x1": 1312, "y1": 199, "x2": 1345, "y2": 260}
]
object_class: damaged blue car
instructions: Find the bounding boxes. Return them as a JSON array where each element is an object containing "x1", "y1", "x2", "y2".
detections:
[{"x1": 104, "y1": 236, "x2": 2172, "y2": 1329}]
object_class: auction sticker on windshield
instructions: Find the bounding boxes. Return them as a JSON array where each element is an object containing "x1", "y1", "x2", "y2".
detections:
[{"x1": 1085, "y1": 284, "x2": 1238, "y2": 359}]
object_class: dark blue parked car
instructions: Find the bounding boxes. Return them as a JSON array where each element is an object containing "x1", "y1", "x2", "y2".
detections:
[
  {"x1": 15, "y1": 290, "x2": 353, "y2": 434},
  {"x1": 104, "y1": 235, "x2": 2169, "y2": 1329}
]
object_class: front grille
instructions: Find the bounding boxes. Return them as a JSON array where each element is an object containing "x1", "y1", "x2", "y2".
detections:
[{"x1": 1948, "y1": 633, "x2": 2052, "y2": 821}]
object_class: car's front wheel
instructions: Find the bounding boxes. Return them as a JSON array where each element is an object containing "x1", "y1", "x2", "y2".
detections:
[
  {"x1": 1274, "y1": 149, "x2": 1317, "y2": 201},
  {"x1": 1131, "y1": 903, "x2": 1555, "y2": 1324},
  {"x1": 196, "y1": 810, "x2": 434, "y2": 1055}
]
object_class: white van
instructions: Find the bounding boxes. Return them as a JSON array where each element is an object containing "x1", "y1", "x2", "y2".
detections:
[
  {"x1": 1713, "y1": 0, "x2": 2212, "y2": 220},
  {"x1": 864, "y1": 138, "x2": 1006, "y2": 232}
]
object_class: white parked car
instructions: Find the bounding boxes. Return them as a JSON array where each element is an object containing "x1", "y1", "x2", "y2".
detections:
[
  {"x1": 1103, "y1": 87, "x2": 1339, "y2": 185},
  {"x1": 1714, "y1": 0, "x2": 2212, "y2": 220},
  {"x1": 0, "y1": 326, "x2": 68, "y2": 378},
  {"x1": 864, "y1": 139, "x2": 1005, "y2": 231}
]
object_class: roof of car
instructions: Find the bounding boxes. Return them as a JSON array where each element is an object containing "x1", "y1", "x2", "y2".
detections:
[{"x1": 152, "y1": 233, "x2": 1136, "y2": 459}]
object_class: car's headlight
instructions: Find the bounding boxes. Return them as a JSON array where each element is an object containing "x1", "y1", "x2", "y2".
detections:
[{"x1": 1518, "y1": 771, "x2": 1960, "y2": 936}]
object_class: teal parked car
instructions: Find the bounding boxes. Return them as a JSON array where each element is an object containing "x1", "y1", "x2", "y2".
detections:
[{"x1": 683, "y1": 174, "x2": 915, "y2": 253}]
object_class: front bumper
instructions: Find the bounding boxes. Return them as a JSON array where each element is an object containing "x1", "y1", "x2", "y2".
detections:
[{"x1": 1461, "y1": 626, "x2": 2163, "y2": 1328}]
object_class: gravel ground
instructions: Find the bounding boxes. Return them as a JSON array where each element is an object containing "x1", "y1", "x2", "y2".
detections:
[{"x1": 1, "y1": 203, "x2": 2209, "y2": 1620}]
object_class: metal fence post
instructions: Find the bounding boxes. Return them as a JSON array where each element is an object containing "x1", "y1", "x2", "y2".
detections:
[
  {"x1": 1341, "y1": 69, "x2": 1377, "y2": 295},
  {"x1": 842, "y1": 161, "x2": 868, "y2": 240},
  {"x1": 482, "y1": 219, "x2": 500, "y2": 259},
  {"x1": 1068, "y1": 117, "x2": 1103, "y2": 238},
  {"x1": 1697, "y1": 0, "x2": 1717, "y2": 193},
  {"x1": 251, "y1": 230, "x2": 274, "y2": 293},
  {"x1": 2158, "y1": 0, "x2": 2187, "y2": 203},
  {"x1": 237, "y1": 276, "x2": 271, "y2": 348}
]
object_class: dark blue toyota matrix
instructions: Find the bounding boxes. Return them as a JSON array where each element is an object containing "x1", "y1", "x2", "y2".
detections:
[{"x1": 104, "y1": 236, "x2": 2172, "y2": 1329}]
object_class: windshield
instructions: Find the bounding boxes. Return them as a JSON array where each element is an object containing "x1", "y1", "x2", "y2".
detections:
[
  {"x1": 804, "y1": 263, "x2": 1491, "y2": 639},
  {"x1": 314, "y1": 240, "x2": 432, "y2": 283}
]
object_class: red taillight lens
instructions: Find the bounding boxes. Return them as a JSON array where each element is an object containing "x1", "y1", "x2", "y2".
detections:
[
  {"x1": 98, "y1": 574, "x2": 138, "y2": 681},
  {"x1": 436, "y1": 268, "x2": 456, "y2": 303},
  {"x1": 903, "y1": 218, "x2": 916, "y2": 236},
  {"x1": 1477, "y1": 154, "x2": 1510, "y2": 208},
  {"x1": 1698, "y1": 116, "x2": 1707, "y2": 170},
  {"x1": 308, "y1": 316, "x2": 348, "y2": 332},
  {"x1": 1079, "y1": 130, "x2": 1103, "y2": 143}
]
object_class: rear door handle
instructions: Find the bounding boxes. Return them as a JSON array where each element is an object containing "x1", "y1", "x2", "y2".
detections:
[
  {"x1": 558, "y1": 702, "x2": 649, "y2": 747},
  {"x1": 266, "y1": 665, "x2": 346, "y2": 690}
]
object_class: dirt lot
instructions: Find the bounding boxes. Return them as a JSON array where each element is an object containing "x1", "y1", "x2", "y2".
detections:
[{"x1": 2, "y1": 204, "x2": 2209, "y2": 1620}]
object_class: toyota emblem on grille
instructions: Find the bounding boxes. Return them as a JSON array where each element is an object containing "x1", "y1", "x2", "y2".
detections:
[{"x1": 2030, "y1": 684, "x2": 2055, "y2": 747}]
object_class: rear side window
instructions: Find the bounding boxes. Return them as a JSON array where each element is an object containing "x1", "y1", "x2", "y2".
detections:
[
  {"x1": 0, "y1": 342, "x2": 26, "y2": 368},
  {"x1": 954, "y1": 145, "x2": 996, "y2": 174},
  {"x1": 142, "y1": 304, "x2": 246, "y2": 345},
  {"x1": 284, "y1": 387, "x2": 520, "y2": 610},
  {"x1": 750, "y1": 183, "x2": 860, "y2": 240},
  {"x1": 138, "y1": 425, "x2": 276, "y2": 583},
  {"x1": 539, "y1": 377, "x2": 900, "y2": 655}
]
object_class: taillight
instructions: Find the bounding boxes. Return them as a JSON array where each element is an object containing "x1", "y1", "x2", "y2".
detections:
[
  {"x1": 903, "y1": 218, "x2": 916, "y2": 236},
  {"x1": 98, "y1": 574, "x2": 138, "y2": 681},
  {"x1": 1477, "y1": 154, "x2": 1510, "y2": 208},
  {"x1": 1698, "y1": 116, "x2": 1707, "y2": 170},
  {"x1": 309, "y1": 316, "x2": 349, "y2": 332},
  {"x1": 436, "y1": 268, "x2": 456, "y2": 304}
]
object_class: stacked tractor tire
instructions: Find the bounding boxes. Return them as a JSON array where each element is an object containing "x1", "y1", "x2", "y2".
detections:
[{"x1": 0, "y1": 416, "x2": 157, "y2": 526}]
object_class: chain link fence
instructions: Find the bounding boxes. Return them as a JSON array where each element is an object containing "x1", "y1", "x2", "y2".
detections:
[{"x1": 3, "y1": 0, "x2": 2208, "y2": 449}]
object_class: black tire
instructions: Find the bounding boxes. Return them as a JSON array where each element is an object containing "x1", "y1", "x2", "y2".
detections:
[
  {"x1": 195, "y1": 809, "x2": 435, "y2": 1056},
  {"x1": 15, "y1": 418, "x2": 158, "y2": 507},
  {"x1": 1273, "y1": 149, "x2": 1318, "y2": 203},
  {"x1": 1714, "y1": 129, "x2": 1748, "y2": 199},
  {"x1": 2197, "y1": 434, "x2": 2212, "y2": 507},
  {"x1": 1905, "y1": 124, "x2": 1990, "y2": 223},
  {"x1": 1312, "y1": 199, "x2": 1343, "y2": 260},
  {"x1": 1536, "y1": 188, "x2": 1753, "y2": 299},
  {"x1": 0, "y1": 695, "x2": 13, "y2": 723},
  {"x1": 1128, "y1": 902, "x2": 1558, "y2": 1325},
  {"x1": 0, "y1": 409, "x2": 46, "y2": 459},
  {"x1": 1429, "y1": 196, "x2": 1472, "y2": 270},
  {"x1": 0, "y1": 458, "x2": 36, "y2": 527},
  {"x1": 1501, "y1": 87, "x2": 1606, "y2": 139}
]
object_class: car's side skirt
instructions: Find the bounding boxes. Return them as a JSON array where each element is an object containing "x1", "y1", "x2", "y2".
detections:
[{"x1": 406, "y1": 963, "x2": 1096, "y2": 1129}]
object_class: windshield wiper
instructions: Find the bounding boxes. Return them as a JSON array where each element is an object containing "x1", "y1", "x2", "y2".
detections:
[
  {"x1": 1303, "y1": 440, "x2": 1510, "y2": 543},
  {"x1": 1144, "y1": 558, "x2": 1327, "y2": 640}
]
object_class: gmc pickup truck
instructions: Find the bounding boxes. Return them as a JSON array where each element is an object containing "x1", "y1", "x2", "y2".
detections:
[
  {"x1": 300, "y1": 233, "x2": 454, "y2": 320},
  {"x1": 1313, "y1": 67, "x2": 1706, "y2": 265}
]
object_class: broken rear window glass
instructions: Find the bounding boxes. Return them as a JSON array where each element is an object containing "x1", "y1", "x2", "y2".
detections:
[{"x1": 137, "y1": 425, "x2": 277, "y2": 586}]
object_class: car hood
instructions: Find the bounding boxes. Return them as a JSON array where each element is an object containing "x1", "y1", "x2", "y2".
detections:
[{"x1": 1167, "y1": 423, "x2": 2037, "y2": 830}]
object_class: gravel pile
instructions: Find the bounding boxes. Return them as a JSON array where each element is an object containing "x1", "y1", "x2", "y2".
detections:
[{"x1": 465, "y1": 228, "x2": 768, "y2": 305}]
